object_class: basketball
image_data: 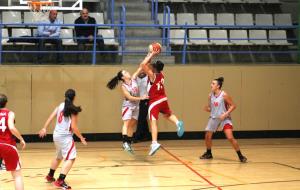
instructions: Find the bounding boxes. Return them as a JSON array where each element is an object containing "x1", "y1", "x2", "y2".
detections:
[{"x1": 149, "y1": 42, "x2": 162, "y2": 54}]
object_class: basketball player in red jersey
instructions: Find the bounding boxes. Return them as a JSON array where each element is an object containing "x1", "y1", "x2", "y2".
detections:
[
  {"x1": 0, "y1": 94, "x2": 26, "y2": 190},
  {"x1": 140, "y1": 51, "x2": 184, "y2": 156}
]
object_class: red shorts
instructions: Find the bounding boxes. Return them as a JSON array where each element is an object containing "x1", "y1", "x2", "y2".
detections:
[
  {"x1": 0, "y1": 143, "x2": 21, "y2": 171},
  {"x1": 148, "y1": 97, "x2": 172, "y2": 121}
]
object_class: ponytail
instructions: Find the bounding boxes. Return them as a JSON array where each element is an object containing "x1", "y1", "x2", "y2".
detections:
[
  {"x1": 63, "y1": 89, "x2": 82, "y2": 117},
  {"x1": 106, "y1": 70, "x2": 123, "y2": 90}
]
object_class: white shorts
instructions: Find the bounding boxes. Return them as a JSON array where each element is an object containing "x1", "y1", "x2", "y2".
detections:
[
  {"x1": 205, "y1": 117, "x2": 233, "y2": 132},
  {"x1": 53, "y1": 135, "x2": 76, "y2": 160},
  {"x1": 122, "y1": 106, "x2": 139, "y2": 121}
]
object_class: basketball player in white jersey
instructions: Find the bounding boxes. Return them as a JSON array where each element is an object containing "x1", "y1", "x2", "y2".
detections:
[
  {"x1": 107, "y1": 68, "x2": 148, "y2": 154},
  {"x1": 200, "y1": 77, "x2": 247, "y2": 163},
  {"x1": 38, "y1": 89, "x2": 87, "y2": 189}
]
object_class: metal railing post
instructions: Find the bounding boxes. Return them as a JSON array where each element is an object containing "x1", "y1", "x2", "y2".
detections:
[
  {"x1": 151, "y1": 0, "x2": 154, "y2": 21},
  {"x1": 154, "y1": 0, "x2": 158, "y2": 24},
  {"x1": 181, "y1": 23, "x2": 188, "y2": 64},
  {"x1": 162, "y1": 5, "x2": 166, "y2": 45},
  {"x1": 111, "y1": 0, "x2": 115, "y2": 25},
  {"x1": 166, "y1": 6, "x2": 171, "y2": 56},
  {"x1": 92, "y1": 25, "x2": 97, "y2": 65},
  {"x1": 0, "y1": 25, "x2": 2, "y2": 65}
]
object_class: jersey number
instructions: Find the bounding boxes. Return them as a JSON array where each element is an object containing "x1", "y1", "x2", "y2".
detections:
[
  {"x1": 0, "y1": 117, "x2": 7, "y2": 132},
  {"x1": 156, "y1": 78, "x2": 164, "y2": 91},
  {"x1": 58, "y1": 111, "x2": 64, "y2": 124}
]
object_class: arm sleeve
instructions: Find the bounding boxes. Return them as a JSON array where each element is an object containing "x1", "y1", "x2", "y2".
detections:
[{"x1": 49, "y1": 20, "x2": 61, "y2": 37}]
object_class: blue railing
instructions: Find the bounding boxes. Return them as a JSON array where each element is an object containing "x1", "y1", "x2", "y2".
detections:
[
  {"x1": 0, "y1": 4, "x2": 298, "y2": 65},
  {"x1": 107, "y1": 0, "x2": 115, "y2": 25}
]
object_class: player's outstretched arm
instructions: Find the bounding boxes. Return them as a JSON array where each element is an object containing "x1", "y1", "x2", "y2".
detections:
[
  {"x1": 39, "y1": 107, "x2": 58, "y2": 138},
  {"x1": 132, "y1": 67, "x2": 143, "y2": 80},
  {"x1": 140, "y1": 52, "x2": 157, "y2": 82},
  {"x1": 71, "y1": 114, "x2": 87, "y2": 145},
  {"x1": 8, "y1": 112, "x2": 26, "y2": 149},
  {"x1": 121, "y1": 86, "x2": 148, "y2": 101}
]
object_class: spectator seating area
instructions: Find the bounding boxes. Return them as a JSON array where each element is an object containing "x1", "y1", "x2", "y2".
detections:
[
  {"x1": 0, "y1": 9, "x2": 119, "y2": 63},
  {"x1": 156, "y1": 0, "x2": 297, "y2": 63},
  {"x1": 0, "y1": 0, "x2": 297, "y2": 64}
]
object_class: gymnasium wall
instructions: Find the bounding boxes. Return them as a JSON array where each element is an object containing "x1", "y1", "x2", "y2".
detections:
[{"x1": 0, "y1": 65, "x2": 300, "y2": 135}]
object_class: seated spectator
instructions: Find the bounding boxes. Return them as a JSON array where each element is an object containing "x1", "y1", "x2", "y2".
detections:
[
  {"x1": 37, "y1": 10, "x2": 63, "y2": 64},
  {"x1": 74, "y1": 8, "x2": 104, "y2": 60}
]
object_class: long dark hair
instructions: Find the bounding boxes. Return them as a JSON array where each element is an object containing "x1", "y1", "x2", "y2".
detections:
[
  {"x1": 214, "y1": 77, "x2": 224, "y2": 89},
  {"x1": 152, "y1": 60, "x2": 164, "y2": 73},
  {"x1": 106, "y1": 70, "x2": 124, "y2": 90},
  {"x1": 63, "y1": 89, "x2": 82, "y2": 117},
  {"x1": 0, "y1": 94, "x2": 7, "y2": 109}
]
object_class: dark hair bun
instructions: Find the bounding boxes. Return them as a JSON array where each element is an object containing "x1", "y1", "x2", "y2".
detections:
[{"x1": 217, "y1": 77, "x2": 224, "y2": 83}]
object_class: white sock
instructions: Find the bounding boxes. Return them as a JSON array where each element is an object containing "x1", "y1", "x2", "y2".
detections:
[
  {"x1": 152, "y1": 141, "x2": 158, "y2": 144},
  {"x1": 176, "y1": 121, "x2": 179, "y2": 126}
]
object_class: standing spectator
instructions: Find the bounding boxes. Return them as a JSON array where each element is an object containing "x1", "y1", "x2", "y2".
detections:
[
  {"x1": 134, "y1": 72, "x2": 151, "y2": 142},
  {"x1": 37, "y1": 10, "x2": 63, "y2": 63},
  {"x1": 74, "y1": 8, "x2": 104, "y2": 61}
]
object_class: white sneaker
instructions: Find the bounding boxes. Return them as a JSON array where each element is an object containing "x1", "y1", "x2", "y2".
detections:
[
  {"x1": 123, "y1": 142, "x2": 134, "y2": 154},
  {"x1": 0, "y1": 161, "x2": 6, "y2": 171},
  {"x1": 149, "y1": 143, "x2": 161, "y2": 156}
]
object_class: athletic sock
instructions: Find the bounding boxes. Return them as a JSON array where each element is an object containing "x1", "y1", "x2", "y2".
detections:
[
  {"x1": 58, "y1": 174, "x2": 66, "y2": 181},
  {"x1": 207, "y1": 149, "x2": 212, "y2": 154},
  {"x1": 122, "y1": 135, "x2": 128, "y2": 143},
  {"x1": 128, "y1": 137, "x2": 133, "y2": 144},
  {"x1": 236, "y1": 150, "x2": 243, "y2": 158},
  {"x1": 176, "y1": 121, "x2": 179, "y2": 126},
  {"x1": 48, "y1": 169, "x2": 55, "y2": 177},
  {"x1": 152, "y1": 141, "x2": 158, "y2": 144}
]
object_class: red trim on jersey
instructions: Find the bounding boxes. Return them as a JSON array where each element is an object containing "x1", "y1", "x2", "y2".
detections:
[
  {"x1": 66, "y1": 141, "x2": 75, "y2": 160},
  {"x1": 122, "y1": 107, "x2": 129, "y2": 117},
  {"x1": 223, "y1": 124, "x2": 233, "y2": 130},
  {"x1": 214, "y1": 91, "x2": 223, "y2": 98}
]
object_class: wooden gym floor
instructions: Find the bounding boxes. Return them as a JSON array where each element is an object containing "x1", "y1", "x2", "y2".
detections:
[{"x1": 1, "y1": 138, "x2": 300, "y2": 190}]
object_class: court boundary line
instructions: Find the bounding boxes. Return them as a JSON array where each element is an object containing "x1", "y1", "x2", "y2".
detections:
[
  {"x1": 192, "y1": 179, "x2": 300, "y2": 190},
  {"x1": 161, "y1": 146, "x2": 222, "y2": 190},
  {"x1": 273, "y1": 162, "x2": 300, "y2": 171}
]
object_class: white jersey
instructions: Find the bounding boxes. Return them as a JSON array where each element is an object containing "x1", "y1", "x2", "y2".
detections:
[
  {"x1": 136, "y1": 76, "x2": 148, "y2": 97},
  {"x1": 53, "y1": 103, "x2": 72, "y2": 136},
  {"x1": 210, "y1": 91, "x2": 230, "y2": 119},
  {"x1": 122, "y1": 79, "x2": 139, "y2": 108}
]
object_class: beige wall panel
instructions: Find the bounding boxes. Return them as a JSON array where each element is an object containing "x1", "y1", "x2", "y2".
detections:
[
  {"x1": 1, "y1": 65, "x2": 300, "y2": 134},
  {"x1": 31, "y1": 67, "x2": 65, "y2": 134},
  {"x1": 240, "y1": 67, "x2": 271, "y2": 130},
  {"x1": 268, "y1": 67, "x2": 300, "y2": 130},
  {"x1": 181, "y1": 66, "x2": 212, "y2": 131},
  {"x1": 0, "y1": 68, "x2": 31, "y2": 134}
]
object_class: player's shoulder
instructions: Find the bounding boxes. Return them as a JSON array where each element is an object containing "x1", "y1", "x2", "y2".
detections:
[
  {"x1": 8, "y1": 111, "x2": 15, "y2": 118},
  {"x1": 222, "y1": 90, "x2": 229, "y2": 97}
]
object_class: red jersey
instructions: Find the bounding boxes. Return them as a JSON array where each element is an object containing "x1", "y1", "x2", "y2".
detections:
[
  {"x1": 147, "y1": 72, "x2": 167, "y2": 102},
  {"x1": 0, "y1": 108, "x2": 16, "y2": 146}
]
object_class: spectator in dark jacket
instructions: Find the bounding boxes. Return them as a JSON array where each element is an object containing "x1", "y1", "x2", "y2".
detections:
[{"x1": 74, "y1": 8, "x2": 104, "y2": 60}]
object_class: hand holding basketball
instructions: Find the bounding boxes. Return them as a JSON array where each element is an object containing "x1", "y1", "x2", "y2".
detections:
[{"x1": 148, "y1": 42, "x2": 162, "y2": 54}]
